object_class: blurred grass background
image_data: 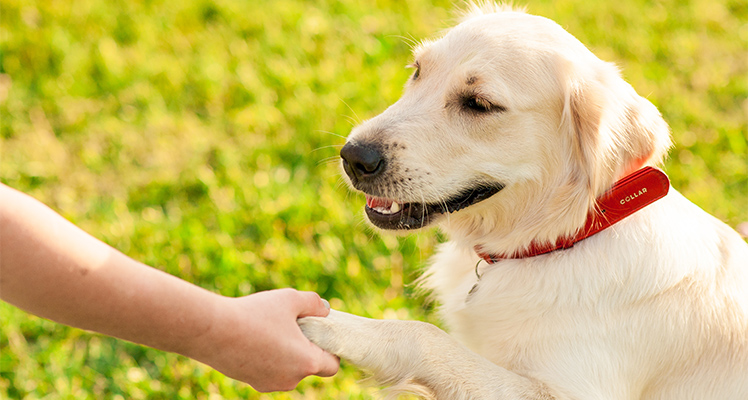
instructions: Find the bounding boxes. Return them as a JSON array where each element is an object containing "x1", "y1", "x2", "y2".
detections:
[{"x1": 0, "y1": 0, "x2": 746, "y2": 398}]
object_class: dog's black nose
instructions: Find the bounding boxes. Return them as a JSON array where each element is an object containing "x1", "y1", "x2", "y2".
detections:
[{"x1": 340, "y1": 142, "x2": 385, "y2": 182}]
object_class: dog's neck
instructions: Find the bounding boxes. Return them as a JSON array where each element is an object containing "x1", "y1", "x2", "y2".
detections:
[{"x1": 474, "y1": 167, "x2": 670, "y2": 263}]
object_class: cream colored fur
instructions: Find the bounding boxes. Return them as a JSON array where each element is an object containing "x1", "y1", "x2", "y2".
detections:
[{"x1": 299, "y1": 4, "x2": 748, "y2": 399}]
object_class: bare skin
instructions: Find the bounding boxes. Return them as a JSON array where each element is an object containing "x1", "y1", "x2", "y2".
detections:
[{"x1": 0, "y1": 183, "x2": 339, "y2": 392}]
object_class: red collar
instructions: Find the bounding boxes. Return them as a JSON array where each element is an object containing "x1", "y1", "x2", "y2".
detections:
[{"x1": 476, "y1": 166, "x2": 670, "y2": 263}]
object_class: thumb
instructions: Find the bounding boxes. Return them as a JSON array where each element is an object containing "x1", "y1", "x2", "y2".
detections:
[{"x1": 295, "y1": 291, "x2": 331, "y2": 318}]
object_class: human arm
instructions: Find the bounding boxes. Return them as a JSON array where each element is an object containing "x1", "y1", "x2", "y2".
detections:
[{"x1": 0, "y1": 183, "x2": 338, "y2": 392}]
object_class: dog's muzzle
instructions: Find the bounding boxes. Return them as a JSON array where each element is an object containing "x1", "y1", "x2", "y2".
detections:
[{"x1": 339, "y1": 140, "x2": 504, "y2": 230}]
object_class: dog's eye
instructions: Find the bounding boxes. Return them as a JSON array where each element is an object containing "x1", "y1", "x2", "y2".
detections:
[
  {"x1": 410, "y1": 61, "x2": 421, "y2": 80},
  {"x1": 460, "y1": 94, "x2": 507, "y2": 114},
  {"x1": 462, "y1": 96, "x2": 493, "y2": 113}
]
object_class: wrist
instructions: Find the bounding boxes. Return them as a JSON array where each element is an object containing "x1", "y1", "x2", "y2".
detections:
[{"x1": 178, "y1": 293, "x2": 241, "y2": 366}]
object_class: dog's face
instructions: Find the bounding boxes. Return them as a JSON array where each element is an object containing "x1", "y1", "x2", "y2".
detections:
[{"x1": 341, "y1": 8, "x2": 670, "y2": 250}]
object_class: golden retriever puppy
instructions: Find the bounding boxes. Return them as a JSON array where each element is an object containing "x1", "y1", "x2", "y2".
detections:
[{"x1": 299, "y1": 3, "x2": 748, "y2": 399}]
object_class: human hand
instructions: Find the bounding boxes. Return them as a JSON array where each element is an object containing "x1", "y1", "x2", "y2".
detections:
[{"x1": 189, "y1": 288, "x2": 340, "y2": 392}]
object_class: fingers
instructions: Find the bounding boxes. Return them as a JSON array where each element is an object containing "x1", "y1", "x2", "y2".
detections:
[
  {"x1": 294, "y1": 290, "x2": 331, "y2": 318},
  {"x1": 290, "y1": 291, "x2": 339, "y2": 377},
  {"x1": 301, "y1": 338, "x2": 339, "y2": 379},
  {"x1": 263, "y1": 349, "x2": 339, "y2": 393},
  {"x1": 314, "y1": 350, "x2": 340, "y2": 378}
]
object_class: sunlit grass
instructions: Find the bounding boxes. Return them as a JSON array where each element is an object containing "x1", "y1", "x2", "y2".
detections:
[{"x1": 1, "y1": 0, "x2": 746, "y2": 398}]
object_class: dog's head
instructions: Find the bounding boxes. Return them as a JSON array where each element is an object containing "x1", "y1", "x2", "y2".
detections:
[{"x1": 340, "y1": 4, "x2": 671, "y2": 253}]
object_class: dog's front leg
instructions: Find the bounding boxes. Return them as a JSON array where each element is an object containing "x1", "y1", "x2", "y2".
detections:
[{"x1": 298, "y1": 310, "x2": 558, "y2": 400}]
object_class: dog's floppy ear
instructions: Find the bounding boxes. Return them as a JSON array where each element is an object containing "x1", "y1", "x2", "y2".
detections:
[{"x1": 562, "y1": 58, "x2": 672, "y2": 199}]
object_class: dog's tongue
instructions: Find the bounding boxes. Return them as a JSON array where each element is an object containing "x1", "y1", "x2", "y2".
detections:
[{"x1": 366, "y1": 195, "x2": 393, "y2": 209}]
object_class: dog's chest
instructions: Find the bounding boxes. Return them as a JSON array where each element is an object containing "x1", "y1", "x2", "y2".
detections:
[{"x1": 425, "y1": 244, "x2": 626, "y2": 371}]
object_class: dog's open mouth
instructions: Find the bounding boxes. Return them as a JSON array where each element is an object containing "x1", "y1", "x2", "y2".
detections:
[{"x1": 364, "y1": 184, "x2": 504, "y2": 230}]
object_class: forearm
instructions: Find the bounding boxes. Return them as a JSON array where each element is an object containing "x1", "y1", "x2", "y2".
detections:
[
  {"x1": 0, "y1": 184, "x2": 339, "y2": 390},
  {"x1": 0, "y1": 184, "x2": 218, "y2": 357}
]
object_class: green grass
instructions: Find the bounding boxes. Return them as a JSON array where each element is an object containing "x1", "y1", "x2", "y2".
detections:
[{"x1": 1, "y1": 0, "x2": 746, "y2": 398}]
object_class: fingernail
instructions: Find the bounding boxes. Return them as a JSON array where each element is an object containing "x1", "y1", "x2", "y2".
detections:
[{"x1": 322, "y1": 299, "x2": 330, "y2": 310}]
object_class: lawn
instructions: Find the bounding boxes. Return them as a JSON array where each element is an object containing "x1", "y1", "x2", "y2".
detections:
[{"x1": 1, "y1": 0, "x2": 746, "y2": 398}]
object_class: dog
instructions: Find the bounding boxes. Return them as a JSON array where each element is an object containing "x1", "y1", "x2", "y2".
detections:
[{"x1": 299, "y1": 3, "x2": 748, "y2": 399}]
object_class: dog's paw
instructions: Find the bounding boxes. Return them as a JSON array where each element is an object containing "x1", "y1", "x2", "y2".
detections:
[
  {"x1": 300, "y1": 310, "x2": 439, "y2": 377},
  {"x1": 297, "y1": 313, "x2": 340, "y2": 355},
  {"x1": 298, "y1": 310, "x2": 369, "y2": 357},
  {"x1": 298, "y1": 310, "x2": 401, "y2": 370}
]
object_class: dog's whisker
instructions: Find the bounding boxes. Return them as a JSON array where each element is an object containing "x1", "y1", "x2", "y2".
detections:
[
  {"x1": 342, "y1": 115, "x2": 359, "y2": 128},
  {"x1": 437, "y1": 194, "x2": 451, "y2": 226},
  {"x1": 315, "y1": 129, "x2": 348, "y2": 140},
  {"x1": 418, "y1": 189, "x2": 429, "y2": 230},
  {"x1": 316, "y1": 157, "x2": 342, "y2": 167},
  {"x1": 338, "y1": 98, "x2": 362, "y2": 126},
  {"x1": 311, "y1": 144, "x2": 344, "y2": 154},
  {"x1": 334, "y1": 176, "x2": 353, "y2": 193},
  {"x1": 389, "y1": 34, "x2": 420, "y2": 50}
]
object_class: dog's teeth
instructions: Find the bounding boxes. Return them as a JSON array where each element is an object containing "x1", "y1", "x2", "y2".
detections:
[{"x1": 368, "y1": 197, "x2": 402, "y2": 215}]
